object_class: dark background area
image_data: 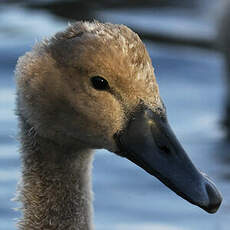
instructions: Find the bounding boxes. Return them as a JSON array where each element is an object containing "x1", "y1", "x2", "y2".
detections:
[{"x1": 0, "y1": 1, "x2": 230, "y2": 229}]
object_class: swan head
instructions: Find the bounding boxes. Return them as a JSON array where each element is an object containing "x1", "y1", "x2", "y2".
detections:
[
  {"x1": 16, "y1": 21, "x2": 222, "y2": 213},
  {"x1": 16, "y1": 21, "x2": 159, "y2": 151}
]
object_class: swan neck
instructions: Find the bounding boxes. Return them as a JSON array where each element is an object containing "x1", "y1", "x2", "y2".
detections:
[{"x1": 18, "y1": 119, "x2": 94, "y2": 230}]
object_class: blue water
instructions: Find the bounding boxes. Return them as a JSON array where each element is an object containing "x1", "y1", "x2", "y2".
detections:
[{"x1": 0, "y1": 3, "x2": 230, "y2": 230}]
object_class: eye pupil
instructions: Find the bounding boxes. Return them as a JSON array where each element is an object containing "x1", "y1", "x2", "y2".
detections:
[{"x1": 91, "y1": 76, "x2": 109, "y2": 90}]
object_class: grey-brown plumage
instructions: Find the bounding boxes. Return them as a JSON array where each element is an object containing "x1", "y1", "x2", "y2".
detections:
[{"x1": 15, "y1": 21, "x2": 160, "y2": 230}]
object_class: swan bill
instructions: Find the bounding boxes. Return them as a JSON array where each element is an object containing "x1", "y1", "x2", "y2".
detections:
[{"x1": 114, "y1": 104, "x2": 222, "y2": 213}]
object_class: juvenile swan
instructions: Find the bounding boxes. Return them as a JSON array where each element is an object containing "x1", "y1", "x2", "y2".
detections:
[{"x1": 15, "y1": 21, "x2": 222, "y2": 230}]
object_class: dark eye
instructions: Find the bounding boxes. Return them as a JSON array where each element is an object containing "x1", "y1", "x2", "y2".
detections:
[{"x1": 90, "y1": 76, "x2": 109, "y2": 90}]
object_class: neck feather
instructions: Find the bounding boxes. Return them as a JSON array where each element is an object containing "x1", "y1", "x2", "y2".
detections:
[{"x1": 17, "y1": 119, "x2": 94, "y2": 230}]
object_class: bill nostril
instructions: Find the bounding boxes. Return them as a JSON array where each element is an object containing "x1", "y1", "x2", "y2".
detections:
[
  {"x1": 158, "y1": 145, "x2": 171, "y2": 154},
  {"x1": 154, "y1": 135, "x2": 171, "y2": 154}
]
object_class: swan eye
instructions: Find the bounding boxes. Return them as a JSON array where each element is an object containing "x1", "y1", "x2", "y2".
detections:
[{"x1": 90, "y1": 76, "x2": 109, "y2": 90}]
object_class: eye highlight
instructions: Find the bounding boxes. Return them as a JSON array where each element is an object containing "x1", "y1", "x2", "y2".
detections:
[{"x1": 90, "y1": 76, "x2": 110, "y2": 91}]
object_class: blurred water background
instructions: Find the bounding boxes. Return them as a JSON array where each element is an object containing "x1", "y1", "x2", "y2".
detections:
[{"x1": 0, "y1": 0, "x2": 230, "y2": 229}]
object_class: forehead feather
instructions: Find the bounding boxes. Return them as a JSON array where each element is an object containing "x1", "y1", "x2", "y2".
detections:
[{"x1": 47, "y1": 21, "x2": 154, "y2": 81}]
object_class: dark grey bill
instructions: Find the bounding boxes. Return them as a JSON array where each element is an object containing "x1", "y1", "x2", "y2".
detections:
[{"x1": 114, "y1": 105, "x2": 222, "y2": 213}]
